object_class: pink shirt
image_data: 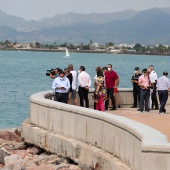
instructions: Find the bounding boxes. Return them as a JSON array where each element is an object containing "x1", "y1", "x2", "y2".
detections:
[{"x1": 138, "y1": 75, "x2": 150, "y2": 87}]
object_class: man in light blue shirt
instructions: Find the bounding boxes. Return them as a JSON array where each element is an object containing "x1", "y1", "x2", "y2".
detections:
[
  {"x1": 156, "y1": 71, "x2": 170, "y2": 114},
  {"x1": 52, "y1": 70, "x2": 70, "y2": 103}
]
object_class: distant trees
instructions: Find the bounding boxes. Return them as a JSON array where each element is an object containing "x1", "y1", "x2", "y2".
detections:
[
  {"x1": 0, "y1": 39, "x2": 170, "y2": 55},
  {"x1": 133, "y1": 43, "x2": 142, "y2": 51}
]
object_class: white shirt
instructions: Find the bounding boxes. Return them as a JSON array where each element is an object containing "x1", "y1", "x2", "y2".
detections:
[
  {"x1": 149, "y1": 70, "x2": 157, "y2": 83},
  {"x1": 78, "y1": 71, "x2": 91, "y2": 87},
  {"x1": 52, "y1": 76, "x2": 70, "y2": 93},
  {"x1": 157, "y1": 76, "x2": 170, "y2": 90},
  {"x1": 70, "y1": 70, "x2": 77, "y2": 90}
]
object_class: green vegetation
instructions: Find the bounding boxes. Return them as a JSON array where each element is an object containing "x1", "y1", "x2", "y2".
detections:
[{"x1": 0, "y1": 40, "x2": 170, "y2": 55}]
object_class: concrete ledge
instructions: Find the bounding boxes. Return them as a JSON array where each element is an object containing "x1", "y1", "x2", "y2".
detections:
[
  {"x1": 22, "y1": 90, "x2": 170, "y2": 170},
  {"x1": 22, "y1": 118, "x2": 131, "y2": 170}
]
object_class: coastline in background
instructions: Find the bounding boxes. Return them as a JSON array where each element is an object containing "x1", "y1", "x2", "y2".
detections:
[{"x1": 0, "y1": 50, "x2": 169, "y2": 129}]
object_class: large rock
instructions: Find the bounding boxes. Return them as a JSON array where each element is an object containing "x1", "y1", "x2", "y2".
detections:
[
  {"x1": 4, "y1": 154, "x2": 23, "y2": 166},
  {"x1": 27, "y1": 146, "x2": 43, "y2": 155},
  {"x1": 25, "y1": 165, "x2": 57, "y2": 170},
  {"x1": 0, "y1": 148, "x2": 10, "y2": 164},
  {"x1": 69, "y1": 165, "x2": 81, "y2": 170},
  {"x1": 0, "y1": 131, "x2": 22, "y2": 142}
]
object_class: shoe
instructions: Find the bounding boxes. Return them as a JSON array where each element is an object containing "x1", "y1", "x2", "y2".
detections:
[
  {"x1": 110, "y1": 107, "x2": 116, "y2": 110},
  {"x1": 131, "y1": 106, "x2": 137, "y2": 108},
  {"x1": 137, "y1": 109, "x2": 140, "y2": 111},
  {"x1": 104, "y1": 108, "x2": 108, "y2": 110},
  {"x1": 153, "y1": 108, "x2": 159, "y2": 110},
  {"x1": 164, "y1": 109, "x2": 166, "y2": 113},
  {"x1": 159, "y1": 112, "x2": 164, "y2": 114},
  {"x1": 140, "y1": 111, "x2": 145, "y2": 113},
  {"x1": 145, "y1": 111, "x2": 150, "y2": 113}
]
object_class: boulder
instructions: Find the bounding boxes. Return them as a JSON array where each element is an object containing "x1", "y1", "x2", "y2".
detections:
[
  {"x1": 69, "y1": 165, "x2": 81, "y2": 170},
  {"x1": 0, "y1": 131, "x2": 22, "y2": 142},
  {"x1": 4, "y1": 154, "x2": 23, "y2": 166},
  {"x1": 0, "y1": 148, "x2": 10, "y2": 164}
]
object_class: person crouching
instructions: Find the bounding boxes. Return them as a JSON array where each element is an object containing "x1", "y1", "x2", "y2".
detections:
[{"x1": 52, "y1": 70, "x2": 70, "y2": 104}]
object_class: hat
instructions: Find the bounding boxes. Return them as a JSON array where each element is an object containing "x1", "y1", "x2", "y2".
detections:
[
  {"x1": 142, "y1": 68, "x2": 147, "y2": 73},
  {"x1": 134, "y1": 67, "x2": 139, "y2": 70}
]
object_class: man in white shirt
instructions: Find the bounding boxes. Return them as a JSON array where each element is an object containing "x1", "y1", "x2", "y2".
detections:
[
  {"x1": 52, "y1": 70, "x2": 70, "y2": 104},
  {"x1": 68, "y1": 64, "x2": 78, "y2": 105},
  {"x1": 156, "y1": 71, "x2": 170, "y2": 114},
  {"x1": 148, "y1": 65, "x2": 159, "y2": 110},
  {"x1": 78, "y1": 65, "x2": 91, "y2": 108}
]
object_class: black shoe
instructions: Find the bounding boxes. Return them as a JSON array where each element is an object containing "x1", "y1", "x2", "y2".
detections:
[
  {"x1": 164, "y1": 109, "x2": 166, "y2": 113},
  {"x1": 110, "y1": 107, "x2": 116, "y2": 110},
  {"x1": 104, "y1": 108, "x2": 108, "y2": 110},
  {"x1": 154, "y1": 108, "x2": 159, "y2": 110},
  {"x1": 131, "y1": 106, "x2": 137, "y2": 108},
  {"x1": 137, "y1": 109, "x2": 140, "y2": 111}
]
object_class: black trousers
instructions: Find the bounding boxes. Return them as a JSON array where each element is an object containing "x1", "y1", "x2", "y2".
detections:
[
  {"x1": 151, "y1": 83, "x2": 159, "y2": 109},
  {"x1": 133, "y1": 86, "x2": 141, "y2": 107},
  {"x1": 78, "y1": 86, "x2": 89, "y2": 108},
  {"x1": 158, "y1": 90, "x2": 168, "y2": 113},
  {"x1": 105, "y1": 88, "x2": 116, "y2": 109},
  {"x1": 55, "y1": 92, "x2": 68, "y2": 104}
]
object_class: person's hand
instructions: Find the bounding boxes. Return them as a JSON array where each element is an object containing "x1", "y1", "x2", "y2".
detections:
[
  {"x1": 85, "y1": 86, "x2": 89, "y2": 90},
  {"x1": 61, "y1": 87, "x2": 66, "y2": 90}
]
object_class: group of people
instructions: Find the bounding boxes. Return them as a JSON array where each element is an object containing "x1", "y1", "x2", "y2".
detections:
[
  {"x1": 51, "y1": 64, "x2": 119, "y2": 112},
  {"x1": 131, "y1": 65, "x2": 170, "y2": 114},
  {"x1": 93, "y1": 65, "x2": 119, "y2": 111}
]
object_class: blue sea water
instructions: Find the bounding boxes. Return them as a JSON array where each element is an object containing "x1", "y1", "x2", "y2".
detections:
[{"x1": 0, "y1": 50, "x2": 170, "y2": 129}]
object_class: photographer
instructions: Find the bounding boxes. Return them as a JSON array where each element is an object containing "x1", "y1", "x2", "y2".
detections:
[
  {"x1": 52, "y1": 70, "x2": 70, "y2": 104},
  {"x1": 48, "y1": 68, "x2": 61, "y2": 79}
]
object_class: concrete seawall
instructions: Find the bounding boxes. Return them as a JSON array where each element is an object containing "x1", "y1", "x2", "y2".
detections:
[{"x1": 21, "y1": 89, "x2": 170, "y2": 170}]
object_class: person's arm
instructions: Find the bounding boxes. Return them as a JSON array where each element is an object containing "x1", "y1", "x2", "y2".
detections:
[
  {"x1": 114, "y1": 78, "x2": 119, "y2": 88},
  {"x1": 50, "y1": 72, "x2": 55, "y2": 79}
]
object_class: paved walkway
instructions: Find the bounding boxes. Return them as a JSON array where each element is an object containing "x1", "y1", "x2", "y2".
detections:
[{"x1": 107, "y1": 106, "x2": 170, "y2": 142}]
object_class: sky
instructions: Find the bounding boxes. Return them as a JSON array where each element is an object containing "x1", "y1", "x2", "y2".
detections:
[{"x1": 0, "y1": 0, "x2": 170, "y2": 20}]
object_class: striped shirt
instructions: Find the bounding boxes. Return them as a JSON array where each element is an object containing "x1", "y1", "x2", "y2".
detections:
[{"x1": 156, "y1": 76, "x2": 170, "y2": 90}]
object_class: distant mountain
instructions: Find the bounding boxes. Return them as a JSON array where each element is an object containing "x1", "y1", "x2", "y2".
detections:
[{"x1": 0, "y1": 8, "x2": 170, "y2": 44}]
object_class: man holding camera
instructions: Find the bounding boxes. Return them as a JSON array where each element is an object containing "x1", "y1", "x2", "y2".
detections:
[
  {"x1": 50, "y1": 68, "x2": 61, "y2": 79},
  {"x1": 52, "y1": 70, "x2": 70, "y2": 103}
]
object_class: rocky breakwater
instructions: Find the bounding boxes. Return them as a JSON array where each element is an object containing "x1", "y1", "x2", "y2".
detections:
[{"x1": 0, "y1": 128, "x2": 94, "y2": 170}]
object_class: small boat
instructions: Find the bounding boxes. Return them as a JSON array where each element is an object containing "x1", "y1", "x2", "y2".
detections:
[{"x1": 63, "y1": 48, "x2": 70, "y2": 58}]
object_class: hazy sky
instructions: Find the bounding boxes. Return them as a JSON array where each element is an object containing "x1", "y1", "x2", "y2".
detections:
[{"x1": 0, "y1": 0, "x2": 170, "y2": 20}]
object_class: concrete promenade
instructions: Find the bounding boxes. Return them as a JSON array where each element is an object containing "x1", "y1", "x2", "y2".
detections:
[
  {"x1": 107, "y1": 107, "x2": 170, "y2": 142},
  {"x1": 21, "y1": 90, "x2": 170, "y2": 170}
]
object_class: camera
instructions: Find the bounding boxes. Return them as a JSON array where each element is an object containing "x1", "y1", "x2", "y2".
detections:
[{"x1": 46, "y1": 69, "x2": 56, "y2": 76}]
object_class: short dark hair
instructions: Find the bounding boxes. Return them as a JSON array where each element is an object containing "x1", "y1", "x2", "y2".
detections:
[
  {"x1": 108, "y1": 64, "x2": 112, "y2": 68},
  {"x1": 64, "y1": 68, "x2": 70, "y2": 73},
  {"x1": 80, "y1": 66, "x2": 85, "y2": 71},
  {"x1": 56, "y1": 68, "x2": 61, "y2": 73},
  {"x1": 163, "y1": 71, "x2": 168, "y2": 76},
  {"x1": 59, "y1": 70, "x2": 65, "y2": 75},
  {"x1": 102, "y1": 67, "x2": 108, "y2": 71},
  {"x1": 68, "y1": 64, "x2": 73, "y2": 69}
]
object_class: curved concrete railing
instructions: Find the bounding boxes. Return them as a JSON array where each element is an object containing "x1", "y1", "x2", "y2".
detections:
[{"x1": 21, "y1": 89, "x2": 170, "y2": 170}]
